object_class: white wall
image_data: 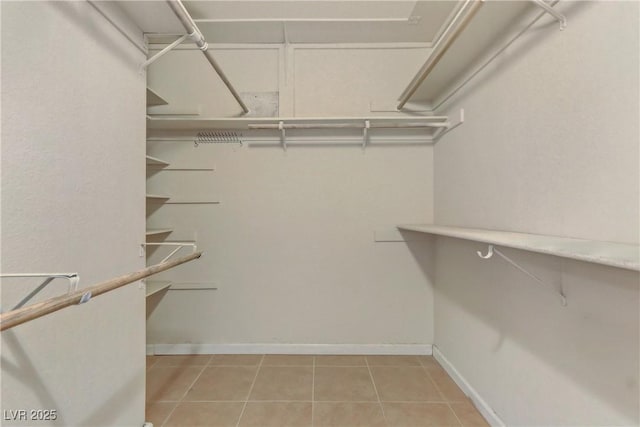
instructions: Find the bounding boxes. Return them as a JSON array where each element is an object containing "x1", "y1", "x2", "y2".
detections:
[
  {"x1": 145, "y1": 45, "x2": 436, "y2": 351},
  {"x1": 432, "y1": 1, "x2": 639, "y2": 425},
  {"x1": 1, "y1": 2, "x2": 146, "y2": 426}
]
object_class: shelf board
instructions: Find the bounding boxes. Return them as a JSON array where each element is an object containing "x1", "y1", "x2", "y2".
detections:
[
  {"x1": 397, "y1": 224, "x2": 640, "y2": 272},
  {"x1": 146, "y1": 228, "x2": 173, "y2": 237},
  {"x1": 147, "y1": 88, "x2": 169, "y2": 107},
  {"x1": 146, "y1": 193, "x2": 170, "y2": 201},
  {"x1": 402, "y1": 1, "x2": 535, "y2": 107},
  {"x1": 145, "y1": 280, "x2": 172, "y2": 297},
  {"x1": 147, "y1": 115, "x2": 449, "y2": 131},
  {"x1": 146, "y1": 155, "x2": 170, "y2": 167}
]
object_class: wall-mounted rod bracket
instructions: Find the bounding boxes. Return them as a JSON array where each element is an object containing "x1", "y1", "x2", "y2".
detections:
[
  {"x1": 0, "y1": 273, "x2": 80, "y2": 311},
  {"x1": 433, "y1": 109, "x2": 464, "y2": 143},
  {"x1": 362, "y1": 120, "x2": 370, "y2": 150},
  {"x1": 529, "y1": 0, "x2": 567, "y2": 30},
  {"x1": 477, "y1": 244, "x2": 567, "y2": 306},
  {"x1": 279, "y1": 121, "x2": 287, "y2": 151}
]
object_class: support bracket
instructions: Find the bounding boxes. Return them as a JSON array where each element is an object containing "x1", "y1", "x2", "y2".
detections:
[
  {"x1": 477, "y1": 244, "x2": 567, "y2": 306},
  {"x1": 530, "y1": 0, "x2": 567, "y2": 30}
]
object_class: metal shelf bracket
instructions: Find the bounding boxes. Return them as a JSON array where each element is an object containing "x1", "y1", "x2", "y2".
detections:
[{"x1": 477, "y1": 244, "x2": 567, "y2": 306}]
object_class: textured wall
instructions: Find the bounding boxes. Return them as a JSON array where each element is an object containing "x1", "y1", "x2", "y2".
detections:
[{"x1": 1, "y1": 2, "x2": 146, "y2": 425}]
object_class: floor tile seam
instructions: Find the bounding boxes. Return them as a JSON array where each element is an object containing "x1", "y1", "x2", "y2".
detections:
[
  {"x1": 157, "y1": 400, "x2": 179, "y2": 427},
  {"x1": 419, "y1": 363, "x2": 449, "y2": 402},
  {"x1": 446, "y1": 401, "x2": 465, "y2": 427},
  {"x1": 364, "y1": 355, "x2": 390, "y2": 427},
  {"x1": 235, "y1": 354, "x2": 265, "y2": 427},
  {"x1": 174, "y1": 363, "x2": 209, "y2": 404}
]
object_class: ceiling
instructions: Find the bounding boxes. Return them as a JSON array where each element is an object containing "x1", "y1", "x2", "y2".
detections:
[{"x1": 118, "y1": 1, "x2": 462, "y2": 44}]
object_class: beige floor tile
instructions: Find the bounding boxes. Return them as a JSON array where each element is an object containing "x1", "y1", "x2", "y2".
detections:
[
  {"x1": 383, "y1": 402, "x2": 461, "y2": 426},
  {"x1": 147, "y1": 356, "x2": 159, "y2": 370},
  {"x1": 315, "y1": 355, "x2": 367, "y2": 366},
  {"x1": 209, "y1": 354, "x2": 263, "y2": 366},
  {"x1": 417, "y1": 356, "x2": 445, "y2": 373},
  {"x1": 249, "y1": 367, "x2": 313, "y2": 401},
  {"x1": 146, "y1": 366, "x2": 203, "y2": 402},
  {"x1": 314, "y1": 367, "x2": 378, "y2": 402},
  {"x1": 371, "y1": 367, "x2": 443, "y2": 402},
  {"x1": 366, "y1": 355, "x2": 421, "y2": 367},
  {"x1": 145, "y1": 401, "x2": 176, "y2": 427},
  {"x1": 184, "y1": 366, "x2": 258, "y2": 401},
  {"x1": 429, "y1": 370, "x2": 468, "y2": 402},
  {"x1": 164, "y1": 402, "x2": 244, "y2": 426},
  {"x1": 238, "y1": 402, "x2": 312, "y2": 426},
  {"x1": 154, "y1": 355, "x2": 213, "y2": 367},
  {"x1": 450, "y1": 401, "x2": 490, "y2": 426},
  {"x1": 262, "y1": 354, "x2": 314, "y2": 366},
  {"x1": 314, "y1": 402, "x2": 386, "y2": 427}
]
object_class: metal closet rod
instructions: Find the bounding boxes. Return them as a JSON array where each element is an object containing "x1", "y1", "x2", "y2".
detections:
[
  {"x1": 248, "y1": 121, "x2": 449, "y2": 130},
  {"x1": 165, "y1": 0, "x2": 249, "y2": 114},
  {"x1": 398, "y1": 0, "x2": 567, "y2": 111},
  {"x1": 397, "y1": 0, "x2": 484, "y2": 110},
  {"x1": 0, "y1": 252, "x2": 202, "y2": 332}
]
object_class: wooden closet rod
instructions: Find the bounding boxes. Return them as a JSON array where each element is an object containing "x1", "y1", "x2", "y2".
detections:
[{"x1": 0, "y1": 252, "x2": 202, "y2": 332}]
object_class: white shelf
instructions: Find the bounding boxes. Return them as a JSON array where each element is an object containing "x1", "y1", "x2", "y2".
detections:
[
  {"x1": 146, "y1": 228, "x2": 173, "y2": 237},
  {"x1": 146, "y1": 88, "x2": 169, "y2": 107},
  {"x1": 146, "y1": 193, "x2": 170, "y2": 201},
  {"x1": 146, "y1": 155, "x2": 170, "y2": 167},
  {"x1": 145, "y1": 280, "x2": 172, "y2": 297},
  {"x1": 401, "y1": 1, "x2": 535, "y2": 107},
  {"x1": 397, "y1": 224, "x2": 640, "y2": 272},
  {"x1": 147, "y1": 115, "x2": 449, "y2": 131}
]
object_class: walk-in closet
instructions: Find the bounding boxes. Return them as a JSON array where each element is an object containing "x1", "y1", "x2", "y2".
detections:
[{"x1": 1, "y1": 1, "x2": 638, "y2": 426}]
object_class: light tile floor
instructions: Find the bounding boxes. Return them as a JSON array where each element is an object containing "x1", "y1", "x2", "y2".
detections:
[{"x1": 146, "y1": 354, "x2": 489, "y2": 427}]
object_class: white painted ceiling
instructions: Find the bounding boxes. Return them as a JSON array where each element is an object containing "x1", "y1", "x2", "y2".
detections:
[{"x1": 119, "y1": 1, "x2": 462, "y2": 44}]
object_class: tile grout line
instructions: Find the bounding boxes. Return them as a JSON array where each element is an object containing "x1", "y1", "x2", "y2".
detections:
[
  {"x1": 159, "y1": 359, "x2": 211, "y2": 427},
  {"x1": 234, "y1": 354, "x2": 265, "y2": 427},
  {"x1": 365, "y1": 356, "x2": 391, "y2": 427},
  {"x1": 419, "y1": 360, "x2": 465, "y2": 427}
]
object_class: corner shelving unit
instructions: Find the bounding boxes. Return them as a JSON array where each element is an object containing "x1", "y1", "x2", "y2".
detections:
[
  {"x1": 397, "y1": 224, "x2": 640, "y2": 272},
  {"x1": 146, "y1": 87, "x2": 174, "y2": 301}
]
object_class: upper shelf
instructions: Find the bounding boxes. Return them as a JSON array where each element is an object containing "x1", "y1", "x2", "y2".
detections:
[
  {"x1": 146, "y1": 115, "x2": 450, "y2": 131},
  {"x1": 399, "y1": 1, "x2": 535, "y2": 108},
  {"x1": 147, "y1": 88, "x2": 169, "y2": 107},
  {"x1": 397, "y1": 224, "x2": 640, "y2": 272}
]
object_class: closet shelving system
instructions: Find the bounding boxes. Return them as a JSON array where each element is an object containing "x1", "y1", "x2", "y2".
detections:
[
  {"x1": 135, "y1": 1, "x2": 637, "y2": 303},
  {"x1": 145, "y1": 87, "x2": 177, "y2": 299},
  {"x1": 398, "y1": 224, "x2": 640, "y2": 272}
]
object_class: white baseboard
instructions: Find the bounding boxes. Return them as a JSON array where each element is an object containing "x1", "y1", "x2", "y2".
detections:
[
  {"x1": 433, "y1": 346, "x2": 505, "y2": 427},
  {"x1": 147, "y1": 343, "x2": 432, "y2": 356}
]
